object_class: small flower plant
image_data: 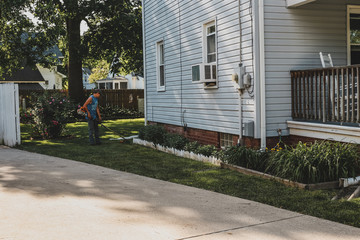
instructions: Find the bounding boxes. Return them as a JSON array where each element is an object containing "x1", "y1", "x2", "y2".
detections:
[{"x1": 30, "y1": 91, "x2": 75, "y2": 139}]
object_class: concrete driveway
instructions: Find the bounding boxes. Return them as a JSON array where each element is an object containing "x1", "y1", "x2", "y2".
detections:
[{"x1": 0, "y1": 146, "x2": 359, "y2": 240}]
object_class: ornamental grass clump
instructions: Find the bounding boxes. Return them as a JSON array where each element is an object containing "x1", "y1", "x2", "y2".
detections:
[
  {"x1": 30, "y1": 91, "x2": 75, "y2": 139},
  {"x1": 221, "y1": 146, "x2": 268, "y2": 172},
  {"x1": 266, "y1": 141, "x2": 360, "y2": 184}
]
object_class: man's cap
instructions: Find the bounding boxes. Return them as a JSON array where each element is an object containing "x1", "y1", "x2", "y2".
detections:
[{"x1": 92, "y1": 89, "x2": 102, "y2": 95}]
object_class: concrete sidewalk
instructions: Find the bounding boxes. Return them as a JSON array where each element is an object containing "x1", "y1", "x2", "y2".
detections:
[{"x1": 0, "y1": 147, "x2": 359, "y2": 240}]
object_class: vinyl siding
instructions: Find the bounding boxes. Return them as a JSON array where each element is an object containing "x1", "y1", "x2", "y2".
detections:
[
  {"x1": 264, "y1": 0, "x2": 359, "y2": 137},
  {"x1": 143, "y1": 0, "x2": 255, "y2": 135}
]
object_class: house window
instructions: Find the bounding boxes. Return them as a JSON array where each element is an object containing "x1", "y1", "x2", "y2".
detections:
[
  {"x1": 106, "y1": 82, "x2": 112, "y2": 89},
  {"x1": 156, "y1": 41, "x2": 165, "y2": 91},
  {"x1": 115, "y1": 83, "x2": 119, "y2": 89},
  {"x1": 120, "y1": 82, "x2": 127, "y2": 89},
  {"x1": 205, "y1": 22, "x2": 216, "y2": 63},
  {"x1": 348, "y1": 6, "x2": 360, "y2": 65},
  {"x1": 203, "y1": 20, "x2": 217, "y2": 88},
  {"x1": 220, "y1": 133, "x2": 233, "y2": 149}
]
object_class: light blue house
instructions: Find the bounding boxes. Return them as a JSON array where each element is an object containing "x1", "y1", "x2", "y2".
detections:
[{"x1": 142, "y1": 0, "x2": 360, "y2": 149}]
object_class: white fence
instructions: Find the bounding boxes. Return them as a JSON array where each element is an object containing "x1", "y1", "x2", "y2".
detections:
[{"x1": 0, "y1": 83, "x2": 21, "y2": 147}]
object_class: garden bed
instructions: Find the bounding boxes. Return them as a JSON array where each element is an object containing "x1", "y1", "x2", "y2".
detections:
[
  {"x1": 133, "y1": 138, "x2": 340, "y2": 190},
  {"x1": 133, "y1": 138, "x2": 221, "y2": 166},
  {"x1": 220, "y1": 162, "x2": 339, "y2": 190}
]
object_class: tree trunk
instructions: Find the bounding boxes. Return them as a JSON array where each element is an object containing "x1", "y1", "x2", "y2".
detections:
[{"x1": 67, "y1": 16, "x2": 84, "y2": 104}]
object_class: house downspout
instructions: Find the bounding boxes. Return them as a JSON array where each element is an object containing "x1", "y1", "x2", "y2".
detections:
[
  {"x1": 142, "y1": 0, "x2": 147, "y2": 125},
  {"x1": 238, "y1": 0, "x2": 243, "y2": 146},
  {"x1": 259, "y1": 0, "x2": 266, "y2": 150}
]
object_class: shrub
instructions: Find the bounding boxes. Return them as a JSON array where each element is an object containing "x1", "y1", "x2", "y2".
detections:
[
  {"x1": 99, "y1": 105, "x2": 143, "y2": 119},
  {"x1": 20, "y1": 108, "x2": 34, "y2": 124},
  {"x1": 194, "y1": 144, "x2": 218, "y2": 157},
  {"x1": 184, "y1": 141, "x2": 201, "y2": 153},
  {"x1": 163, "y1": 133, "x2": 189, "y2": 150},
  {"x1": 266, "y1": 141, "x2": 360, "y2": 184},
  {"x1": 221, "y1": 146, "x2": 268, "y2": 172},
  {"x1": 30, "y1": 91, "x2": 75, "y2": 139},
  {"x1": 138, "y1": 124, "x2": 167, "y2": 145}
]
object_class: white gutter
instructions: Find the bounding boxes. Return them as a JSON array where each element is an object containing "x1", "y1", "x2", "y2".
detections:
[
  {"x1": 259, "y1": 0, "x2": 266, "y2": 150},
  {"x1": 286, "y1": 0, "x2": 316, "y2": 8},
  {"x1": 142, "y1": 0, "x2": 147, "y2": 125},
  {"x1": 252, "y1": 0, "x2": 260, "y2": 141}
]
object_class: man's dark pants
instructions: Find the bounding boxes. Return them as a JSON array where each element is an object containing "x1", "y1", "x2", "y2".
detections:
[{"x1": 87, "y1": 119, "x2": 100, "y2": 145}]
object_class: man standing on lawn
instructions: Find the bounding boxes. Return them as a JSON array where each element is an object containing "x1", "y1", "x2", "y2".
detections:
[{"x1": 83, "y1": 89, "x2": 102, "y2": 145}]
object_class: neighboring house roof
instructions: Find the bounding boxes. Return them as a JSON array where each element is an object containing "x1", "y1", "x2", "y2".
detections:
[
  {"x1": 0, "y1": 66, "x2": 45, "y2": 83},
  {"x1": 97, "y1": 75, "x2": 127, "y2": 83},
  {"x1": 18, "y1": 83, "x2": 44, "y2": 90}
]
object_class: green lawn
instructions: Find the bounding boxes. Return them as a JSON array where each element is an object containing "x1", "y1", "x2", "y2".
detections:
[{"x1": 17, "y1": 119, "x2": 360, "y2": 228}]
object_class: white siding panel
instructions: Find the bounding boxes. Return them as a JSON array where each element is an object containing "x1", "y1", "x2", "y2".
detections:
[{"x1": 144, "y1": 0, "x2": 254, "y2": 135}]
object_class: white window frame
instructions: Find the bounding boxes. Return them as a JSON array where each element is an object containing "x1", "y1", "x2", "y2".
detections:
[
  {"x1": 347, "y1": 5, "x2": 360, "y2": 65},
  {"x1": 220, "y1": 133, "x2": 234, "y2": 149},
  {"x1": 202, "y1": 19, "x2": 218, "y2": 88},
  {"x1": 156, "y1": 40, "x2": 165, "y2": 91},
  {"x1": 203, "y1": 20, "x2": 217, "y2": 64}
]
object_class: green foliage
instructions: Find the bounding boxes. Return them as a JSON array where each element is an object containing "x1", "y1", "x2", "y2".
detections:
[
  {"x1": 138, "y1": 125, "x2": 167, "y2": 145},
  {"x1": 266, "y1": 141, "x2": 360, "y2": 184},
  {"x1": 136, "y1": 127, "x2": 360, "y2": 184},
  {"x1": 222, "y1": 146, "x2": 268, "y2": 171},
  {"x1": 30, "y1": 91, "x2": 75, "y2": 139},
  {"x1": 20, "y1": 108, "x2": 34, "y2": 124},
  {"x1": 184, "y1": 141, "x2": 201, "y2": 153},
  {"x1": 138, "y1": 126, "x2": 219, "y2": 157},
  {"x1": 0, "y1": 1, "x2": 60, "y2": 77},
  {"x1": 1, "y1": 0, "x2": 143, "y2": 102},
  {"x1": 99, "y1": 105, "x2": 144, "y2": 120},
  {"x1": 194, "y1": 144, "x2": 218, "y2": 157},
  {"x1": 88, "y1": 60, "x2": 110, "y2": 83},
  {"x1": 163, "y1": 133, "x2": 189, "y2": 150},
  {"x1": 83, "y1": 1, "x2": 143, "y2": 75}
]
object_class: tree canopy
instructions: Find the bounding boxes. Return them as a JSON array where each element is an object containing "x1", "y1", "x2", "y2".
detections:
[
  {"x1": 0, "y1": 0, "x2": 143, "y2": 103},
  {"x1": 0, "y1": 0, "x2": 60, "y2": 77}
]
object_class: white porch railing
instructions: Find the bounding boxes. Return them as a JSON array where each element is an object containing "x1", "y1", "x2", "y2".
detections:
[
  {"x1": 0, "y1": 83, "x2": 21, "y2": 147},
  {"x1": 291, "y1": 65, "x2": 360, "y2": 124}
]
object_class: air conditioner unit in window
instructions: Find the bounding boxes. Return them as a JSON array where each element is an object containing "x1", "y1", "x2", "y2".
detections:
[{"x1": 200, "y1": 63, "x2": 217, "y2": 83}]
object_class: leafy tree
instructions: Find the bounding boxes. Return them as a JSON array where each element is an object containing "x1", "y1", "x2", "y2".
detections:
[
  {"x1": 1, "y1": 0, "x2": 143, "y2": 103},
  {"x1": 0, "y1": 1, "x2": 60, "y2": 77},
  {"x1": 88, "y1": 59, "x2": 109, "y2": 83}
]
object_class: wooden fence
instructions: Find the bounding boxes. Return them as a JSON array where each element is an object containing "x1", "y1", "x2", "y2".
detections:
[
  {"x1": 291, "y1": 65, "x2": 360, "y2": 124},
  {"x1": 0, "y1": 83, "x2": 21, "y2": 146},
  {"x1": 19, "y1": 89, "x2": 144, "y2": 110}
]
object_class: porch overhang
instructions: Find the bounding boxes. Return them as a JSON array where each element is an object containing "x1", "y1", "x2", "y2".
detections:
[
  {"x1": 287, "y1": 121, "x2": 360, "y2": 144},
  {"x1": 286, "y1": 0, "x2": 316, "y2": 8}
]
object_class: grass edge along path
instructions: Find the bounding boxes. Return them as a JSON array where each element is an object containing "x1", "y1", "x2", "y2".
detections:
[{"x1": 16, "y1": 119, "x2": 360, "y2": 228}]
